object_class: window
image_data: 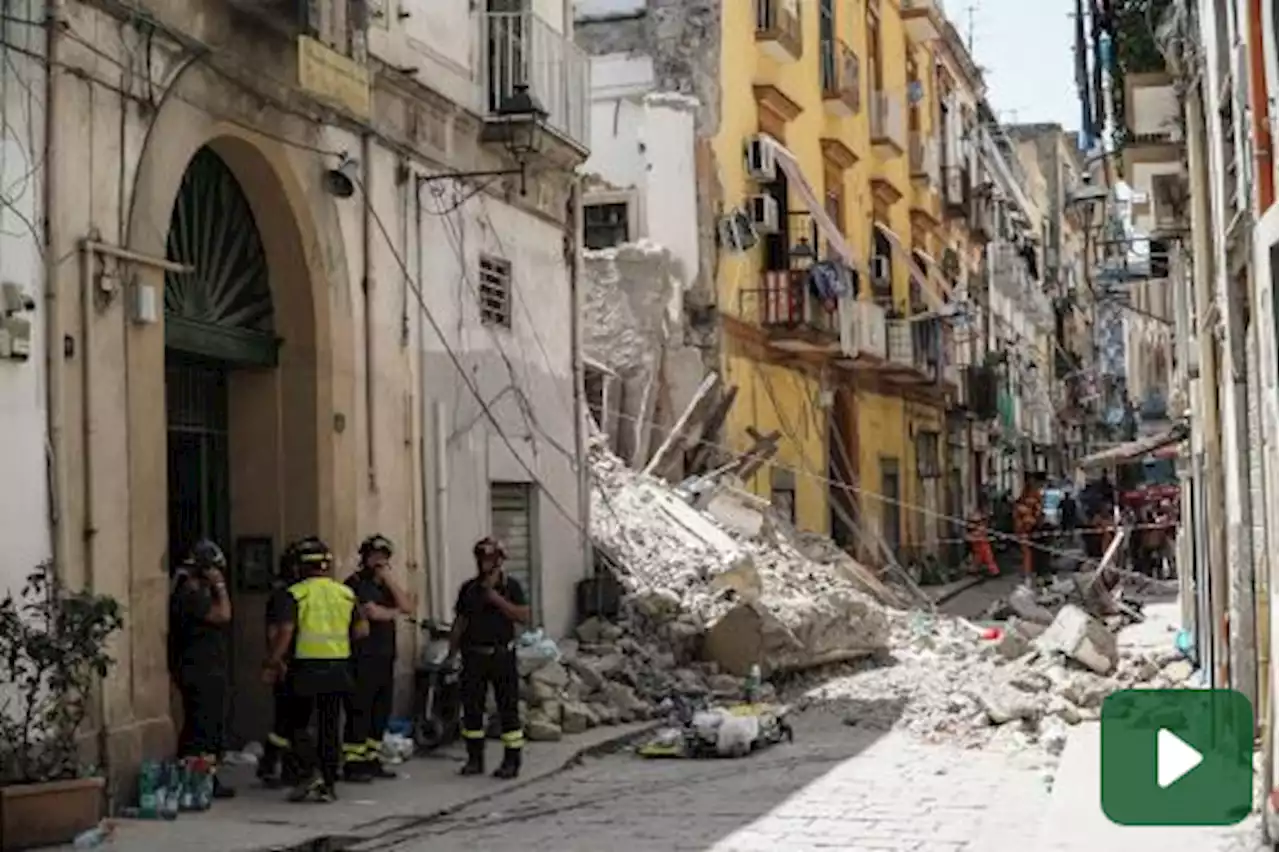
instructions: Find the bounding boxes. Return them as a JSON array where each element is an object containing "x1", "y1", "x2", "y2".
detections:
[
  {"x1": 490, "y1": 482, "x2": 538, "y2": 623},
  {"x1": 583, "y1": 202, "x2": 631, "y2": 249},
  {"x1": 771, "y1": 467, "x2": 797, "y2": 525},
  {"x1": 866, "y1": 2, "x2": 882, "y2": 92},
  {"x1": 915, "y1": 430, "x2": 941, "y2": 478},
  {"x1": 871, "y1": 225, "x2": 893, "y2": 304},
  {"x1": 819, "y1": 0, "x2": 836, "y2": 92},
  {"x1": 478, "y1": 254, "x2": 512, "y2": 327},
  {"x1": 824, "y1": 170, "x2": 844, "y2": 234}
]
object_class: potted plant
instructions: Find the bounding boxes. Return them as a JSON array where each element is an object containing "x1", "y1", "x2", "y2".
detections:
[{"x1": 0, "y1": 562, "x2": 124, "y2": 850}]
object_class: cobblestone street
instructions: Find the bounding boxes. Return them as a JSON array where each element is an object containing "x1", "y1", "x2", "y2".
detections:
[{"x1": 359, "y1": 710, "x2": 1266, "y2": 852}]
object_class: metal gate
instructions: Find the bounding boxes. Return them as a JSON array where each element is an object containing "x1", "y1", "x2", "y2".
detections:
[
  {"x1": 490, "y1": 482, "x2": 539, "y2": 623},
  {"x1": 165, "y1": 356, "x2": 231, "y2": 569}
]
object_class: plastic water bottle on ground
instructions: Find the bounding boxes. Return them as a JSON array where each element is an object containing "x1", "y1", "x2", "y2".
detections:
[
  {"x1": 744, "y1": 664, "x2": 761, "y2": 703},
  {"x1": 72, "y1": 820, "x2": 114, "y2": 847}
]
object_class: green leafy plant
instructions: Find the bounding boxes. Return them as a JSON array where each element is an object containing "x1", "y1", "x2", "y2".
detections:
[{"x1": 0, "y1": 562, "x2": 124, "y2": 785}]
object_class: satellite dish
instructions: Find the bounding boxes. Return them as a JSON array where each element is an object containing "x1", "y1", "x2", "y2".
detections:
[{"x1": 907, "y1": 81, "x2": 924, "y2": 104}]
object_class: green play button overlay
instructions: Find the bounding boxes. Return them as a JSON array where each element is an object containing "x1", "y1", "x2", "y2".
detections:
[{"x1": 1101, "y1": 689, "x2": 1254, "y2": 826}]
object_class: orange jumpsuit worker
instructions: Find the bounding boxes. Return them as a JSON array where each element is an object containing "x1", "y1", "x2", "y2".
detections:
[
  {"x1": 1013, "y1": 477, "x2": 1045, "y2": 583},
  {"x1": 966, "y1": 507, "x2": 1000, "y2": 577}
]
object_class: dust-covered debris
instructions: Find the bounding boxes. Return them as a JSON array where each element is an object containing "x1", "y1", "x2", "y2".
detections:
[
  {"x1": 786, "y1": 607, "x2": 1191, "y2": 756},
  {"x1": 588, "y1": 437, "x2": 890, "y2": 677}
]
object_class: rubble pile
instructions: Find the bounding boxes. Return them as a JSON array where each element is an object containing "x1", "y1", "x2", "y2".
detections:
[
  {"x1": 587, "y1": 439, "x2": 891, "y2": 678},
  {"x1": 512, "y1": 616, "x2": 781, "y2": 742},
  {"x1": 796, "y1": 604, "x2": 1194, "y2": 755}
]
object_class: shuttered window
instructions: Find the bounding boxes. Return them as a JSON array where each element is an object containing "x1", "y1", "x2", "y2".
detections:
[{"x1": 490, "y1": 482, "x2": 538, "y2": 622}]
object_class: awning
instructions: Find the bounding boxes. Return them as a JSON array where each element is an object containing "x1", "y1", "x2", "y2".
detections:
[
  {"x1": 763, "y1": 136, "x2": 948, "y2": 314},
  {"x1": 1075, "y1": 422, "x2": 1190, "y2": 471},
  {"x1": 910, "y1": 247, "x2": 955, "y2": 303},
  {"x1": 873, "y1": 220, "x2": 946, "y2": 312},
  {"x1": 766, "y1": 138, "x2": 859, "y2": 272}
]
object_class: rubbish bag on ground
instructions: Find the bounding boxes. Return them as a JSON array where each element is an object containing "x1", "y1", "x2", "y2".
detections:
[{"x1": 637, "y1": 702, "x2": 793, "y2": 760}]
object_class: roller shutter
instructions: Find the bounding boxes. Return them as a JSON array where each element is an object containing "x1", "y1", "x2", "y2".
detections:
[{"x1": 490, "y1": 482, "x2": 537, "y2": 620}]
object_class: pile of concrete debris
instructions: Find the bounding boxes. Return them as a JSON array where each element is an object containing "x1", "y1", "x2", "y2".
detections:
[
  {"x1": 798, "y1": 602, "x2": 1192, "y2": 756},
  {"x1": 514, "y1": 615, "x2": 782, "y2": 742},
  {"x1": 587, "y1": 437, "x2": 893, "y2": 677}
]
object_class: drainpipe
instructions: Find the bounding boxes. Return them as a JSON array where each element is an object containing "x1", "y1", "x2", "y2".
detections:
[
  {"x1": 432, "y1": 400, "x2": 448, "y2": 622},
  {"x1": 1187, "y1": 85, "x2": 1229, "y2": 687},
  {"x1": 361, "y1": 132, "x2": 377, "y2": 492},
  {"x1": 1246, "y1": 0, "x2": 1275, "y2": 213},
  {"x1": 44, "y1": 0, "x2": 69, "y2": 583},
  {"x1": 413, "y1": 179, "x2": 435, "y2": 619},
  {"x1": 567, "y1": 175, "x2": 591, "y2": 580}
]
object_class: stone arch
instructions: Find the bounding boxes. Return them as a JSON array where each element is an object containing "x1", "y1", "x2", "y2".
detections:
[{"x1": 121, "y1": 71, "x2": 356, "y2": 746}]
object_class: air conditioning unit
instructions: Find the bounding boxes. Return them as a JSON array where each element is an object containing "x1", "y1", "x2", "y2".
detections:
[
  {"x1": 744, "y1": 134, "x2": 778, "y2": 182},
  {"x1": 718, "y1": 209, "x2": 759, "y2": 254},
  {"x1": 839, "y1": 299, "x2": 887, "y2": 360},
  {"x1": 747, "y1": 194, "x2": 780, "y2": 233},
  {"x1": 870, "y1": 255, "x2": 891, "y2": 286}
]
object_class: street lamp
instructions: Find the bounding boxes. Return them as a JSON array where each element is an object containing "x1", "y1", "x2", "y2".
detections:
[{"x1": 420, "y1": 84, "x2": 550, "y2": 196}]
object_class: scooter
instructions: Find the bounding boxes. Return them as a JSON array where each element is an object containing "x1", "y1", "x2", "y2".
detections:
[{"x1": 413, "y1": 619, "x2": 461, "y2": 752}]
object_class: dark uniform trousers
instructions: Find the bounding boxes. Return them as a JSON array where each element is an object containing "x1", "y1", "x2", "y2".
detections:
[
  {"x1": 176, "y1": 669, "x2": 227, "y2": 761},
  {"x1": 460, "y1": 645, "x2": 523, "y2": 751},
  {"x1": 286, "y1": 664, "x2": 350, "y2": 788},
  {"x1": 344, "y1": 655, "x2": 394, "y2": 768},
  {"x1": 260, "y1": 679, "x2": 298, "y2": 782}
]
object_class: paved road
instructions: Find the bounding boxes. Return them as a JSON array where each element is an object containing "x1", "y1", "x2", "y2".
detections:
[
  {"x1": 356, "y1": 709, "x2": 1269, "y2": 852},
  {"x1": 361, "y1": 713, "x2": 1057, "y2": 852}
]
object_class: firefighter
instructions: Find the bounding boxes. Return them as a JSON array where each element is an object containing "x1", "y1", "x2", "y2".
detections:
[
  {"x1": 264, "y1": 537, "x2": 368, "y2": 803},
  {"x1": 449, "y1": 537, "x2": 530, "y2": 779},
  {"x1": 168, "y1": 539, "x2": 236, "y2": 799},
  {"x1": 343, "y1": 534, "x2": 414, "y2": 782},
  {"x1": 258, "y1": 540, "x2": 302, "y2": 788}
]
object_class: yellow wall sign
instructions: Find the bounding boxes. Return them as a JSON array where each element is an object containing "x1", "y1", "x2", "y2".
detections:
[{"x1": 297, "y1": 36, "x2": 371, "y2": 120}]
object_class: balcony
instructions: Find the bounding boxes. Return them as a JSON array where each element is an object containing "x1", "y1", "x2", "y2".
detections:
[
  {"x1": 900, "y1": 0, "x2": 945, "y2": 42},
  {"x1": 481, "y1": 11, "x2": 590, "y2": 151},
  {"x1": 820, "y1": 40, "x2": 861, "y2": 117},
  {"x1": 885, "y1": 317, "x2": 946, "y2": 385},
  {"x1": 744, "y1": 271, "x2": 840, "y2": 353},
  {"x1": 755, "y1": 0, "x2": 804, "y2": 63},
  {"x1": 838, "y1": 298, "x2": 888, "y2": 363},
  {"x1": 909, "y1": 133, "x2": 941, "y2": 223},
  {"x1": 909, "y1": 133, "x2": 940, "y2": 185},
  {"x1": 869, "y1": 91, "x2": 906, "y2": 156}
]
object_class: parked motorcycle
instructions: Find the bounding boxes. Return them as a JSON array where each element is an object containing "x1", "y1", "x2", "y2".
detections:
[{"x1": 413, "y1": 619, "x2": 461, "y2": 752}]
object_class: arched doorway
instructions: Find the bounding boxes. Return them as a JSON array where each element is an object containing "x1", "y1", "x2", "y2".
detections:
[
  {"x1": 163, "y1": 145, "x2": 281, "y2": 744},
  {"x1": 164, "y1": 146, "x2": 277, "y2": 567}
]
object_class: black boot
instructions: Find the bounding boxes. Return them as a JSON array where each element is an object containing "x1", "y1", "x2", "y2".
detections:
[
  {"x1": 459, "y1": 738, "x2": 485, "y2": 776},
  {"x1": 492, "y1": 748, "x2": 521, "y2": 780}
]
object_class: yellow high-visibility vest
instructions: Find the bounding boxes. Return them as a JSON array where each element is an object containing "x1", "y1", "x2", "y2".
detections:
[{"x1": 289, "y1": 577, "x2": 356, "y2": 660}]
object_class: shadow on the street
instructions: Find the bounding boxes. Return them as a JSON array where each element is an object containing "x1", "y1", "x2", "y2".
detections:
[{"x1": 348, "y1": 699, "x2": 907, "y2": 851}]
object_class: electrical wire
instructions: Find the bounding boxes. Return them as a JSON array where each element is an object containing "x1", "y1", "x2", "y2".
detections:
[
  {"x1": 0, "y1": 17, "x2": 1121, "y2": 574},
  {"x1": 581, "y1": 400, "x2": 1110, "y2": 567}
]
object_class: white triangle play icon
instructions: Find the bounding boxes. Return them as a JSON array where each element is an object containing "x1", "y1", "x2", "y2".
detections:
[{"x1": 1157, "y1": 728, "x2": 1204, "y2": 788}]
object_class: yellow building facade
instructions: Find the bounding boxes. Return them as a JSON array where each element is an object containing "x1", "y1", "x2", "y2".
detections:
[{"x1": 713, "y1": 0, "x2": 964, "y2": 564}]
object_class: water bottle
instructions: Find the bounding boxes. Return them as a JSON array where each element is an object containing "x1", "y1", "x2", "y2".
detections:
[
  {"x1": 72, "y1": 821, "x2": 113, "y2": 848},
  {"x1": 745, "y1": 664, "x2": 761, "y2": 703}
]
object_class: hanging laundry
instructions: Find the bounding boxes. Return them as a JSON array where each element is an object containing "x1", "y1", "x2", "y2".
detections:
[{"x1": 807, "y1": 261, "x2": 852, "y2": 308}]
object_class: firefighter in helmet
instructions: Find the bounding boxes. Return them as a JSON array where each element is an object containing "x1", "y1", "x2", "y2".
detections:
[
  {"x1": 264, "y1": 537, "x2": 367, "y2": 803},
  {"x1": 449, "y1": 537, "x2": 530, "y2": 779},
  {"x1": 168, "y1": 539, "x2": 235, "y2": 799},
  {"x1": 342, "y1": 534, "x2": 413, "y2": 781}
]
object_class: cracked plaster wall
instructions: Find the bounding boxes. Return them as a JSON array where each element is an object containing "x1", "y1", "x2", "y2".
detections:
[{"x1": 576, "y1": 0, "x2": 725, "y2": 364}]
